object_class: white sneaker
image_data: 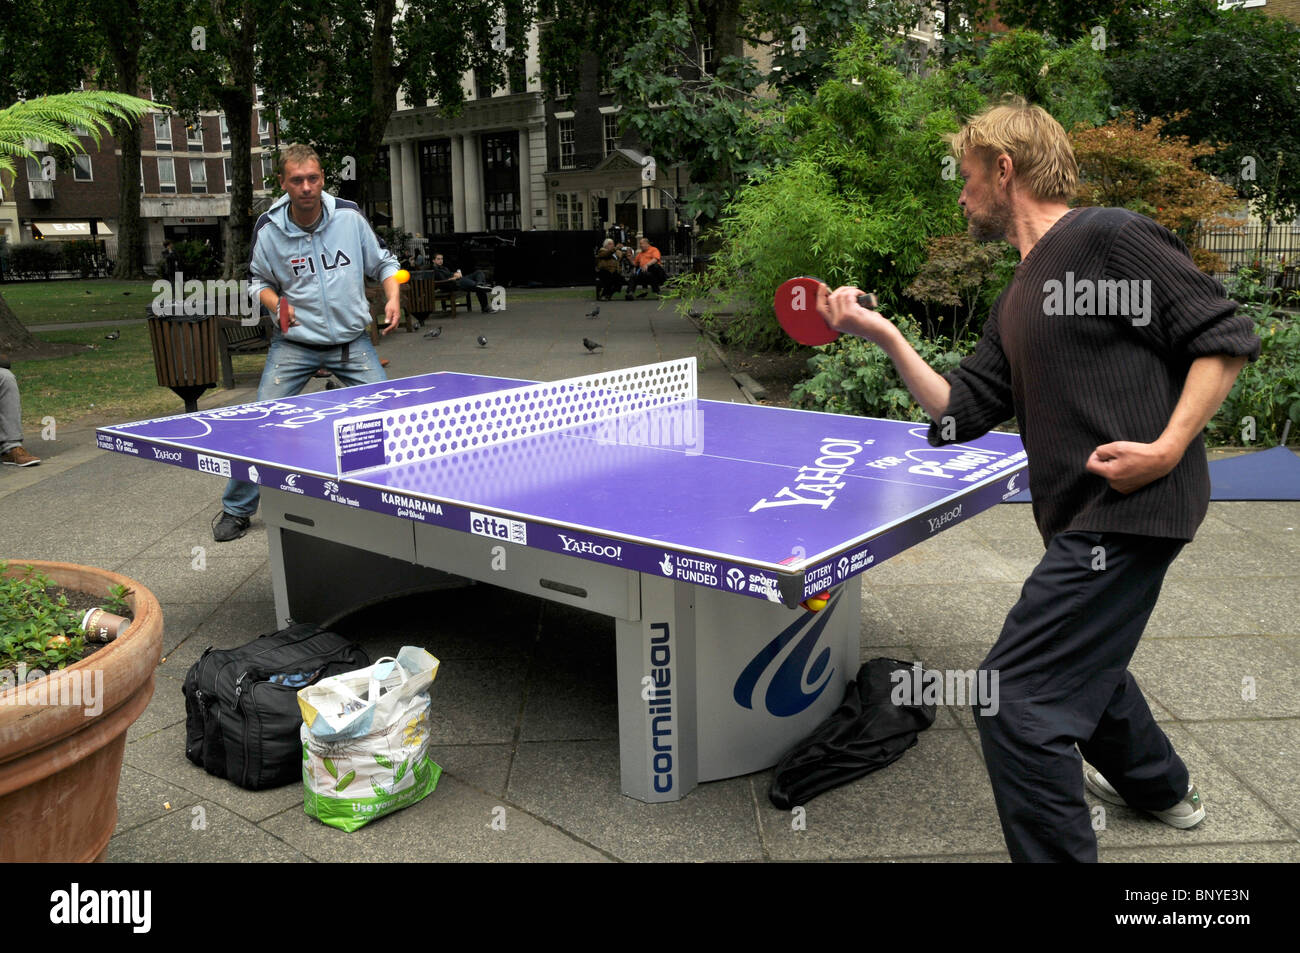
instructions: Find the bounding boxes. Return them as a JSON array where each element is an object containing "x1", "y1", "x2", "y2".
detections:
[{"x1": 1084, "y1": 764, "x2": 1205, "y2": 829}]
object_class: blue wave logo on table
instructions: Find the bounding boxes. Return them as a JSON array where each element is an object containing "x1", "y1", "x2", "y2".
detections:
[{"x1": 734, "y1": 590, "x2": 841, "y2": 717}]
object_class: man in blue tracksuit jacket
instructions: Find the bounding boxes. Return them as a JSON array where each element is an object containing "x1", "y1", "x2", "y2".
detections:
[{"x1": 213, "y1": 143, "x2": 402, "y2": 541}]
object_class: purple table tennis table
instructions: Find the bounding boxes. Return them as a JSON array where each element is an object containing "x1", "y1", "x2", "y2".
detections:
[{"x1": 97, "y1": 359, "x2": 1027, "y2": 802}]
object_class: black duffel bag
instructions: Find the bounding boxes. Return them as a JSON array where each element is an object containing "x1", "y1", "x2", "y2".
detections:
[{"x1": 182, "y1": 623, "x2": 370, "y2": 790}]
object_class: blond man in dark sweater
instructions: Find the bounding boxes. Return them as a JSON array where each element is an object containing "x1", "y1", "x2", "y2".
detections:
[{"x1": 820, "y1": 98, "x2": 1260, "y2": 862}]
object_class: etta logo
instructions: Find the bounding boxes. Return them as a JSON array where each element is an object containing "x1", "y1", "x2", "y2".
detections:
[
  {"x1": 557, "y1": 534, "x2": 622, "y2": 560},
  {"x1": 470, "y1": 511, "x2": 527, "y2": 544},
  {"x1": 926, "y1": 503, "x2": 962, "y2": 534},
  {"x1": 197, "y1": 453, "x2": 231, "y2": 477},
  {"x1": 725, "y1": 568, "x2": 746, "y2": 591},
  {"x1": 151, "y1": 448, "x2": 182, "y2": 462}
]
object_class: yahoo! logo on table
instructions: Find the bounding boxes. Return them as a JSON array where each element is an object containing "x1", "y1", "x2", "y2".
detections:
[
  {"x1": 749, "y1": 438, "x2": 870, "y2": 513},
  {"x1": 557, "y1": 534, "x2": 622, "y2": 561},
  {"x1": 734, "y1": 590, "x2": 841, "y2": 717}
]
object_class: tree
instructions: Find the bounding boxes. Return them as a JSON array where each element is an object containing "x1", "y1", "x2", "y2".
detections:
[
  {"x1": 1071, "y1": 112, "x2": 1242, "y2": 273},
  {"x1": 0, "y1": 91, "x2": 154, "y2": 351},
  {"x1": 144, "y1": 0, "x2": 267, "y2": 278},
  {"x1": 256, "y1": 0, "x2": 528, "y2": 213},
  {"x1": 540, "y1": 0, "x2": 935, "y2": 223},
  {"x1": 674, "y1": 29, "x2": 986, "y2": 349},
  {"x1": 963, "y1": 28, "x2": 1112, "y2": 132},
  {"x1": 1106, "y1": 0, "x2": 1300, "y2": 226}
]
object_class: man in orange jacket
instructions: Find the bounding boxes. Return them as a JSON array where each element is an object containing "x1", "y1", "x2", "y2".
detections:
[{"x1": 625, "y1": 236, "x2": 667, "y2": 299}]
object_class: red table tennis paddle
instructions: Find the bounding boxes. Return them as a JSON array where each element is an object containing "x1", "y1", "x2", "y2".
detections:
[
  {"x1": 773, "y1": 277, "x2": 877, "y2": 346},
  {"x1": 278, "y1": 295, "x2": 291, "y2": 333}
]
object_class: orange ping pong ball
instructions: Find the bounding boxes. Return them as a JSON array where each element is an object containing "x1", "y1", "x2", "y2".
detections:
[{"x1": 395, "y1": 268, "x2": 410, "y2": 284}]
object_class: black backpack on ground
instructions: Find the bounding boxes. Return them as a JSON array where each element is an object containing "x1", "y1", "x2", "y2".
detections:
[{"x1": 182, "y1": 623, "x2": 370, "y2": 790}]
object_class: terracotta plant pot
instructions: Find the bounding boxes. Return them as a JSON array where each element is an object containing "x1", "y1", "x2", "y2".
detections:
[{"x1": 0, "y1": 561, "x2": 163, "y2": 862}]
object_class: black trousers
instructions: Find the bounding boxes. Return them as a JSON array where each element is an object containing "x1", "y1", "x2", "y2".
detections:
[
  {"x1": 455, "y1": 271, "x2": 490, "y2": 311},
  {"x1": 975, "y1": 530, "x2": 1189, "y2": 862},
  {"x1": 626, "y1": 263, "x2": 666, "y2": 295}
]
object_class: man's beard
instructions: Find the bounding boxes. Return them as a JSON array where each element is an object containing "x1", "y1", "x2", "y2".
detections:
[{"x1": 967, "y1": 196, "x2": 1011, "y2": 243}]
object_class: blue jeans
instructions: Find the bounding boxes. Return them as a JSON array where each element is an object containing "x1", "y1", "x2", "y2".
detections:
[{"x1": 221, "y1": 334, "x2": 387, "y2": 516}]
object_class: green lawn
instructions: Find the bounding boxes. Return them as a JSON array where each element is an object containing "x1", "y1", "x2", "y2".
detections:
[
  {"x1": 2, "y1": 279, "x2": 606, "y2": 432},
  {"x1": 10, "y1": 324, "x2": 263, "y2": 432},
  {"x1": 1, "y1": 278, "x2": 162, "y2": 326}
]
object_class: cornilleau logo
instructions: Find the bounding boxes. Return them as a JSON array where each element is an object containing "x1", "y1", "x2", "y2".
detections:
[{"x1": 733, "y1": 590, "x2": 841, "y2": 717}]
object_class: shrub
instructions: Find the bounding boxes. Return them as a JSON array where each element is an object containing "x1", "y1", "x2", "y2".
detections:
[
  {"x1": 791, "y1": 315, "x2": 973, "y2": 420},
  {"x1": 6, "y1": 242, "x2": 62, "y2": 279},
  {"x1": 1206, "y1": 268, "x2": 1300, "y2": 447}
]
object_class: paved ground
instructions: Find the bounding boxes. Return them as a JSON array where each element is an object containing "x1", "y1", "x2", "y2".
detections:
[{"x1": 3, "y1": 292, "x2": 1298, "y2": 862}]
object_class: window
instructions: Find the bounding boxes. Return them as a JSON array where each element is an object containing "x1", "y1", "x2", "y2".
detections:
[
  {"x1": 190, "y1": 158, "x2": 207, "y2": 193},
  {"x1": 153, "y1": 114, "x2": 172, "y2": 148},
  {"x1": 219, "y1": 114, "x2": 230, "y2": 147},
  {"x1": 73, "y1": 155, "x2": 92, "y2": 181},
  {"x1": 224, "y1": 158, "x2": 233, "y2": 192},
  {"x1": 554, "y1": 192, "x2": 584, "y2": 230},
  {"x1": 254, "y1": 85, "x2": 264, "y2": 104},
  {"x1": 419, "y1": 139, "x2": 454, "y2": 236},
  {"x1": 187, "y1": 120, "x2": 204, "y2": 149},
  {"x1": 554, "y1": 75, "x2": 569, "y2": 98},
  {"x1": 558, "y1": 118, "x2": 575, "y2": 169},
  {"x1": 700, "y1": 38, "x2": 714, "y2": 75},
  {"x1": 157, "y1": 156, "x2": 176, "y2": 193},
  {"x1": 139, "y1": 158, "x2": 145, "y2": 190},
  {"x1": 25, "y1": 156, "x2": 43, "y2": 181},
  {"x1": 598, "y1": 65, "x2": 615, "y2": 95},
  {"x1": 257, "y1": 111, "x2": 271, "y2": 145},
  {"x1": 260, "y1": 153, "x2": 273, "y2": 186},
  {"x1": 70, "y1": 124, "x2": 89, "y2": 136},
  {"x1": 481, "y1": 132, "x2": 520, "y2": 230},
  {"x1": 603, "y1": 114, "x2": 619, "y2": 156}
]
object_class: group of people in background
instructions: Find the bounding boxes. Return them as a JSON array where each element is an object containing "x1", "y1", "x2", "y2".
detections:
[{"x1": 595, "y1": 231, "x2": 667, "y2": 301}]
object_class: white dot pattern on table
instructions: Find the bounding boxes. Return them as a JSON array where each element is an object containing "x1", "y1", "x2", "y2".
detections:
[{"x1": 376, "y1": 359, "x2": 696, "y2": 465}]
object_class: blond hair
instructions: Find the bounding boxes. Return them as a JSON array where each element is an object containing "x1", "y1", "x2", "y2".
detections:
[
  {"x1": 279, "y1": 143, "x2": 322, "y2": 176},
  {"x1": 949, "y1": 97, "x2": 1077, "y2": 203}
]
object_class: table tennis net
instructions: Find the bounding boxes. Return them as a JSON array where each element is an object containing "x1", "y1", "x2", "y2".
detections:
[{"x1": 333, "y1": 358, "x2": 697, "y2": 475}]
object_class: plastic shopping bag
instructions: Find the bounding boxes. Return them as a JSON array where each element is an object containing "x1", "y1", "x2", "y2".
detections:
[{"x1": 297, "y1": 646, "x2": 442, "y2": 832}]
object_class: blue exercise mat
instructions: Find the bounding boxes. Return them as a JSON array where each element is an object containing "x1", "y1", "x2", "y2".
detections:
[{"x1": 1004, "y1": 445, "x2": 1300, "y2": 503}]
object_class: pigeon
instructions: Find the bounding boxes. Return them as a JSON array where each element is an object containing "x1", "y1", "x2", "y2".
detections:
[
  {"x1": 583, "y1": 337, "x2": 602, "y2": 352},
  {"x1": 104, "y1": 330, "x2": 120, "y2": 340},
  {"x1": 585, "y1": 306, "x2": 600, "y2": 318},
  {"x1": 84, "y1": 290, "x2": 92, "y2": 295},
  {"x1": 122, "y1": 291, "x2": 131, "y2": 295},
  {"x1": 477, "y1": 335, "x2": 488, "y2": 347},
  {"x1": 424, "y1": 326, "x2": 442, "y2": 339}
]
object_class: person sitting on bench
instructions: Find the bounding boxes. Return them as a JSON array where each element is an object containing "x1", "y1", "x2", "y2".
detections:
[{"x1": 430, "y1": 253, "x2": 496, "y2": 313}]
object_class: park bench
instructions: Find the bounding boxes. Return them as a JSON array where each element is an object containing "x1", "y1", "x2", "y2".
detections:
[{"x1": 216, "y1": 313, "x2": 273, "y2": 389}]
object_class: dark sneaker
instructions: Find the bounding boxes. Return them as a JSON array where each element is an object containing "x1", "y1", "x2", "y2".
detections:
[
  {"x1": 1084, "y1": 764, "x2": 1206, "y2": 829},
  {"x1": 212, "y1": 511, "x2": 251, "y2": 542},
  {"x1": 1, "y1": 446, "x2": 40, "y2": 466}
]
